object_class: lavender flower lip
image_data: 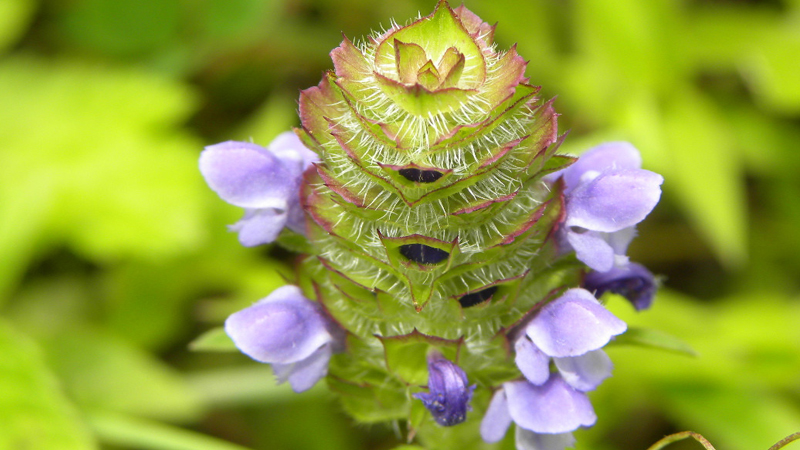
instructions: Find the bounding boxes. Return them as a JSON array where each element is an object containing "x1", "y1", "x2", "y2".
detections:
[
  {"x1": 199, "y1": 2, "x2": 665, "y2": 449},
  {"x1": 224, "y1": 285, "x2": 343, "y2": 392},
  {"x1": 199, "y1": 132, "x2": 318, "y2": 246},
  {"x1": 552, "y1": 142, "x2": 664, "y2": 272}
]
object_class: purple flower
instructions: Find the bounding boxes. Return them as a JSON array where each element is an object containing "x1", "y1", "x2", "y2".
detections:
[
  {"x1": 413, "y1": 353, "x2": 476, "y2": 426},
  {"x1": 480, "y1": 375, "x2": 596, "y2": 448},
  {"x1": 514, "y1": 288, "x2": 626, "y2": 391},
  {"x1": 225, "y1": 285, "x2": 340, "y2": 392},
  {"x1": 583, "y1": 262, "x2": 657, "y2": 311},
  {"x1": 199, "y1": 131, "x2": 318, "y2": 247},
  {"x1": 554, "y1": 142, "x2": 663, "y2": 272}
]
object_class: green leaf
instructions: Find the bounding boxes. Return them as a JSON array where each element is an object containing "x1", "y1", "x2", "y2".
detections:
[
  {"x1": 87, "y1": 411, "x2": 254, "y2": 450},
  {"x1": 188, "y1": 327, "x2": 236, "y2": 352},
  {"x1": 661, "y1": 384, "x2": 800, "y2": 450},
  {"x1": 0, "y1": 320, "x2": 97, "y2": 450},
  {"x1": 0, "y1": 57, "x2": 206, "y2": 299},
  {"x1": 0, "y1": 0, "x2": 36, "y2": 53},
  {"x1": 232, "y1": 93, "x2": 298, "y2": 145},
  {"x1": 58, "y1": 0, "x2": 180, "y2": 56},
  {"x1": 610, "y1": 326, "x2": 697, "y2": 356},
  {"x1": 745, "y1": 25, "x2": 800, "y2": 115},
  {"x1": 185, "y1": 366, "x2": 320, "y2": 408},
  {"x1": 661, "y1": 91, "x2": 747, "y2": 267},
  {"x1": 43, "y1": 328, "x2": 204, "y2": 422}
]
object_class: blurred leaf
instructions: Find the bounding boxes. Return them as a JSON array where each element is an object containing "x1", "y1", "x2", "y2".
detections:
[
  {"x1": 572, "y1": 0, "x2": 681, "y2": 92},
  {"x1": 0, "y1": 57, "x2": 207, "y2": 300},
  {"x1": 59, "y1": 0, "x2": 180, "y2": 56},
  {"x1": 4, "y1": 276, "x2": 93, "y2": 339},
  {"x1": 611, "y1": 326, "x2": 697, "y2": 357},
  {"x1": 601, "y1": 290, "x2": 800, "y2": 450},
  {"x1": 43, "y1": 328, "x2": 204, "y2": 422},
  {"x1": 0, "y1": 184, "x2": 53, "y2": 302},
  {"x1": 189, "y1": 327, "x2": 236, "y2": 352},
  {"x1": 0, "y1": 320, "x2": 97, "y2": 450},
  {"x1": 104, "y1": 261, "x2": 198, "y2": 351},
  {"x1": 233, "y1": 93, "x2": 298, "y2": 145},
  {"x1": 687, "y1": 6, "x2": 777, "y2": 70},
  {"x1": 0, "y1": 0, "x2": 36, "y2": 53},
  {"x1": 661, "y1": 91, "x2": 747, "y2": 267},
  {"x1": 185, "y1": 366, "x2": 321, "y2": 408},
  {"x1": 192, "y1": 0, "x2": 282, "y2": 47},
  {"x1": 745, "y1": 24, "x2": 800, "y2": 115},
  {"x1": 87, "y1": 410, "x2": 254, "y2": 450},
  {"x1": 662, "y1": 385, "x2": 800, "y2": 450}
]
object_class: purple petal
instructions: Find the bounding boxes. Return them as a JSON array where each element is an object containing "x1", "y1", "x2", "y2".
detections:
[
  {"x1": 273, "y1": 343, "x2": 333, "y2": 392},
  {"x1": 561, "y1": 142, "x2": 643, "y2": 194},
  {"x1": 606, "y1": 227, "x2": 637, "y2": 257},
  {"x1": 480, "y1": 388, "x2": 512, "y2": 443},
  {"x1": 284, "y1": 202, "x2": 307, "y2": 236},
  {"x1": 514, "y1": 337, "x2": 551, "y2": 386},
  {"x1": 505, "y1": 376, "x2": 596, "y2": 434},
  {"x1": 225, "y1": 285, "x2": 332, "y2": 365},
  {"x1": 516, "y1": 428, "x2": 576, "y2": 450},
  {"x1": 200, "y1": 141, "x2": 301, "y2": 209},
  {"x1": 526, "y1": 288, "x2": 627, "y2": 357},
  {"x1": 583, "y1": 262, "x2": 657, "y2": 311},
  {"x1": 566, "y1": 169, "x2": 663, "y2": 233},
  {"x1": 414, "y1": 354, "x2": 475, "y2": 426},
  {"x1": 229, "y1": 208, "x2": 288, "y2": 247},
  {"x1": 268, "y1": 131, "x2": 319, "y2": 170},
  {"x1": 566, "y1": 230, "x2": 615, "y2": 272},
  {"x1": 554, "y1": 349, "x2": 613, "y2": 392}
]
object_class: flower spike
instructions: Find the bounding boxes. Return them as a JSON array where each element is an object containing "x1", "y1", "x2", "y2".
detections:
[{"x1": 199, "y1": 3, "x2": 665, "y2": 449}]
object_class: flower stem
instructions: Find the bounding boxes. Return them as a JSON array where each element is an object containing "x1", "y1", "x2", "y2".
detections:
[{"x1": 645, "y1": 431, "x2": 716, "y2": 450}]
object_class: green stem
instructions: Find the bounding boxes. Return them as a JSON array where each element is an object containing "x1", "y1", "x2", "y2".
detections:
[
  {"x1": 646, "y1": 431, "x2": 800, "y2": 450},
  {"x1": 86, "y1": 411, "x2": 254, "y2": 450},
  {"x1": 645, "y1": 431, "x2": 716, "y2": 450},
  {"x1": 767, "y1": 432, "x2": 800, "y2": 450}
]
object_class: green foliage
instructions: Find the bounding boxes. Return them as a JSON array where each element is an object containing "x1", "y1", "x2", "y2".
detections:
[
  {"x1": 0, "y1": 57, "x2": 206, "y2": 301},
  {"x1": 0, "y1": 0, "x2": 35, "y2": 53},
  {"x1": 1, "y1": 0, "x2": 799, "y2": 449},
  {"x1": 610, "y1": 326, "x2": 696, "y2": 357},
  {"x1": 0, "y1": 320, "x2": 97, "y2": 450},
  {"x1": 43, "y1": 328, "x2": 204, "y2": 422},
  {"x1": 189, "y1": 327, "x2": 237, "y2": 352}
]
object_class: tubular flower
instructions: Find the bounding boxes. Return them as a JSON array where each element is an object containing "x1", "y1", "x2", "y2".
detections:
[
  {"x1": 199, "y1": 132, "x2": 318, "y2": 246},
  {"x1": 413, "y1": 352, "x2": 476, "y2": 426},
  {"x1": 480, "y1": 375, "x2": 595, "y2": 450},
  {"x1": 514, "y1": 288, "x2": 625, "y2": 391},
  {"x1": 224, "y1": 285, "x2": 342, "y2": 392},
  {"x1": 583, "y1": 262, "x2": 658, "y2": 311},
  {"x1": 553, "y1": 142, "x2": 663, "y2": 272}
]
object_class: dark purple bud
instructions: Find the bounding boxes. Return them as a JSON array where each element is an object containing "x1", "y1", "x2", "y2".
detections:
[
  {"x1": 413, "y1": 353, "x2": 475, "y2": 426},
  {"x1": 583, "y1": 262, "x2": 657, "y2": 311}
]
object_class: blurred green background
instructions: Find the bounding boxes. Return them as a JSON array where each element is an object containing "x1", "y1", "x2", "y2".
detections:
[{"x1": 1, "y1": 0, "x2": 799, "y2": 449}]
